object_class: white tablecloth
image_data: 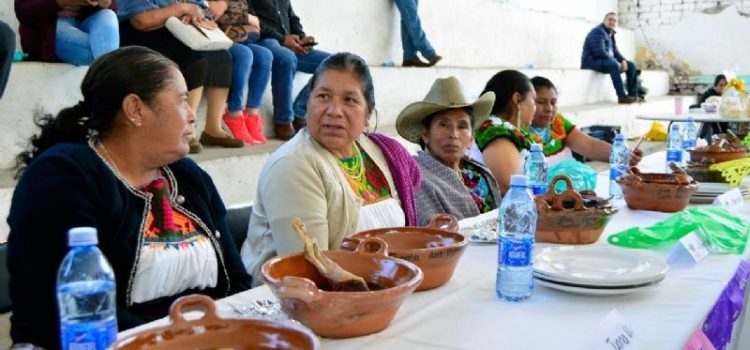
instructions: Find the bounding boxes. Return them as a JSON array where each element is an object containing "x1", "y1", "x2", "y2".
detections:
[{"x1": 120, "y1": 153, "x2": 750, "y2": 350}]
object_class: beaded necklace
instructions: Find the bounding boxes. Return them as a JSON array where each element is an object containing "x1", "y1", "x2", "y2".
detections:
[{"x1": 336, "y1": 143, "x2": 364, "y2": 181}]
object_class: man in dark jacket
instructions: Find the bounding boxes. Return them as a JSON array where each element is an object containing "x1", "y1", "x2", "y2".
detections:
[
  {"x1": 251, "y1": 0, "x2": 330, "y2": 140},
  {"x1": 581, "y1": 12, "x2": 638, "y2": 104}
]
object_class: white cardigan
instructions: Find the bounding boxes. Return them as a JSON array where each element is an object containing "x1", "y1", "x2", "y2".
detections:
[{"x1": 240, "y1": 129, "x2": 401, "y2": 283}]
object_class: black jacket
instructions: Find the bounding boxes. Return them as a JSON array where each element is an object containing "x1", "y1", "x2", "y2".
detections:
[
  {"x1": 7, "y1": 142, "x2": 253, "y2": 349},
  {"x1": 250, "y1": 0, "x2": 305, "y2": 43}
]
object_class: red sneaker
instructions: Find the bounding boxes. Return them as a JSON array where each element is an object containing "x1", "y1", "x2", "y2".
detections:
[
  {"x1": 223, "y1": 110, "x2": 255, "y2": 144},
  {"x1": 244, "y1": 111, "x2": 268, "y2": 144}
]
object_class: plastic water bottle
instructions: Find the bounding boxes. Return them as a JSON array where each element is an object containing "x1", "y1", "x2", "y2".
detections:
[
  {"x1": 524, "y1": 143, "x2": 548, "y2": 195},
  {"x1": 682, "y1": 115, "x2": 699, "y2": 158},
  {"x1": 609, "y1": 134, "x2": 630, "y2": 199},
  {"x1": 496, "y1": 175, "x2": 537, "y2": 302},
  {"x1": 666, "y1": 123, "x2": 684, "y2": 170},
  {"x1": 57, "y1": 227, "x2": 117, "y2": 350}
]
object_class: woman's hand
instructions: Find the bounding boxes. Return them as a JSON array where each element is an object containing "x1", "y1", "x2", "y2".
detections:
[
  {"x1": 207, "y1": 1, "x2": 228, "y2": 19},
  {"x1": 178, "y1": 3, "x2": 204, "y2": 23},
  {"x1": 629, "y1": 148, "x2": 643, "y2": 166},
  {"x1": 247, "y1": 14, "x2": 260, "y2": 28}
]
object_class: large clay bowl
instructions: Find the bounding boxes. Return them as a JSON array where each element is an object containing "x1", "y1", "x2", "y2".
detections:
[
  {"x1": 688, "y1": 148, "x2": 747, "y2": 163},
  {"x1": 617, "y1": 167, "x2": 699, "y2": 212},
  {"x1": 261, "y1": 238, "x2": 423, "y2": 339},
  {"x1": 341, "y1": 214, "x2": 466, "y2": 291},
  {"x1": 112, "y1": 294, "x2": 320, "y2": 350},
  {"x1": 534, "y1": 176, "x2": 618, "y2": 244}
]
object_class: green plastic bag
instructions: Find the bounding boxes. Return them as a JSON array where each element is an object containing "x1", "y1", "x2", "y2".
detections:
[
  {"x1": 608, "y1": 207, "x2": 750, "y2": 254},
  {"x1": 547, "y1": 159, "x2": 597, "y2": 192}
]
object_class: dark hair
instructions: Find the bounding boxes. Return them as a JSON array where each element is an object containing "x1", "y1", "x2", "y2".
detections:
[
  {"x1": 481, "y1": 70, "x2": 533, "y2": 117},
  {"x1": 309, "y1": 52, "x2": 375, "y2": 113},
  {"x1": 714, "y1": 74, "x2": 727, "y2": 87},
  {"x1": 16, "y1": 46, "x2": 178, "y2": 174},
  {"x1": 604, "y1": 12, "x2": 617, "y2": 18},
  {"x1": 417, "y1": 107, "x2": 473, "y2": 150},
  {"x1": 530, "y1": 76, "x2": 557, "y2": 93}
]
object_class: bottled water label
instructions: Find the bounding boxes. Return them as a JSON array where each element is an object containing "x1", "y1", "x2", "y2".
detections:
[
  {"x1": 683, "y1": 139, "x2": 696, "y2": 149},
  {"x1": 498, "y1": 235, "x2": 533, "y2": 267},
  {"x1": 666, "y1": 149, "x2": 683, "y2": 164},
  {"x1": 529, "y1": 183, "x2": 547, "y2": 196},
  {"x1": 610, "y1": 165, "x2": 627, "y2": 181},
  {"x1": 61, "y1": 317, "x2": 117, "y2": 350}
]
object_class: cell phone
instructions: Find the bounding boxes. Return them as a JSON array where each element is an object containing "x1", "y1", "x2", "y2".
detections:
[{"x1": 302, "y1": 41, "x2": 318, "y2": 47}]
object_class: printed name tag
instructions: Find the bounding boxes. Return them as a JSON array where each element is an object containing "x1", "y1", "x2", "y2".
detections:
[
  {"x1": 713, "y1": 188, "x2": 744, "y2": 207},
  {"x1": 590, "y1": 309, "x2": 641, "y2": 350},
  {"x1": 682, "y1": 329, "x2": 717, "y2": 350},
  {"x1": 667, "y1": 232, "x2": 710, "y2": 265}
]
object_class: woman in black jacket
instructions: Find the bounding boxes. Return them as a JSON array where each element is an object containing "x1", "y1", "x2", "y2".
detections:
[{"x1": 7, "y1": 46, "x2": 253, "y2": 349}]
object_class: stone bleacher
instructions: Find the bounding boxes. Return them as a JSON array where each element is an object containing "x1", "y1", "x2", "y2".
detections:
[{"x1": 0, "y1": 0, "x2": 682, "y2": 238}]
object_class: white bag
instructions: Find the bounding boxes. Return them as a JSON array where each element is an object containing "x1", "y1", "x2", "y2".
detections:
[{"x1": 165, "y1": 16, "x2": 233, "y2": 51}]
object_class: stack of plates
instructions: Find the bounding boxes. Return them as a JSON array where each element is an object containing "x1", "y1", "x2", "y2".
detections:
[
  {"x1": 534, "y1": 246, "x2": 669, "y2": 296},
  {"x1": 690, "y1": 182, "x2": 749, "y2": 204}
]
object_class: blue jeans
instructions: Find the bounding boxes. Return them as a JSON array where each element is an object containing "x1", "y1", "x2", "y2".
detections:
[
  {"x1": 228, "y1": 41, "x2": 272, "y2": 112},
  {"x1": 55, "y1": 9, "x2": 119, "y2": 66},
  {"x1": 393, "y1": 0, "x2": 435, "y2": 61},
  {"x1": 593, "y1": 59, "x2": 638, "y2": 98},
  {"x1": 256, "y1": 38, "x2": 330, "y2": 124}
]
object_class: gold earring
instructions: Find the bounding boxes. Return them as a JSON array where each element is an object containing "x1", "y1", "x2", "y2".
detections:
[{"x1": 516, "y1": 110, "x2": 522, "y2": 129}]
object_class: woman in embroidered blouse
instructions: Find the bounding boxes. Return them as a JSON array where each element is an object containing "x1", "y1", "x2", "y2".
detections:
[
  {"x1": 396, "y1": 76, "x2": 501, "y2": 226},
  {"x1": 241, "y1": 52, "x2": 421, "y2": 282},
  {"x1": 470, "y1": 70, "x2": 537, "y2": 194},
  {"x1": 7, "y1": 47, "x2": 252, "y2": 349},
  {"x1": 528, "y1": 76, "x2": 642, "y2": 167}
]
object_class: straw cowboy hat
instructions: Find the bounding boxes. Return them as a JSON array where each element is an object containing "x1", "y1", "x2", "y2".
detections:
[{"x1": 396, "y1": 76, "x2": 495, "y2": 144}]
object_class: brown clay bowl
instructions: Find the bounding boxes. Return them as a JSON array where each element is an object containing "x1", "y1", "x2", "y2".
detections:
[
  {"x1": 340, "y1": 214, "x2": 467, "y2": 291},
  {"x1": 617, "y1": 167, "x2": 699, "y2": 212},
  {"x1": 534, "y1": 176, "x2": 617, "y2": 244},
  {"x1": 688, "y1": 148, "x2": 747, "y2": 163},
  {"x1": 111, "y1": 294, "x2": 320, "y2": 350},
  {"x1": 261, "y1": 238, "x2": 423, "y2": 339}
]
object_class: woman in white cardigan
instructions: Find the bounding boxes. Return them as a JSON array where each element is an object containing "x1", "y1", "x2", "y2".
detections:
[{"x1": 240, "y1": 53, "x2": 420, "y2": 282}]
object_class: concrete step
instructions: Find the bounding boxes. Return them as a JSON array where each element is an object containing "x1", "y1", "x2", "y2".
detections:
[
  {"x1": 1, "y1": 0, "x2": 633, "y2": 69},
  {"x1": 0, "y1": 96, "x2": 689, "y2": 240},
  {"x1": 0, "y1": 61, "x2": 669, "y2": 169}
]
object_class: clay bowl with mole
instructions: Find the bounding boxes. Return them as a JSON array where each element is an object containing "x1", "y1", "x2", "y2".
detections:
[
  {"x1": 261, "y1": 238, "x2": 423, "y2": 339},
  {"x1": 340, "y1": 214, "x2": 467, "y2": 291},
  {"x1": 688, "y1": 133, "x2": 748, "y2": 163},
  {"x1": 534, "y1": 176, "x2": 617, "y2": 244},
  {"x1": 616, "y1": 166, "x2": 699, "y2": 212},
  {"x1": 111, "y1": 294, "x2": 320, "y2": 350}
]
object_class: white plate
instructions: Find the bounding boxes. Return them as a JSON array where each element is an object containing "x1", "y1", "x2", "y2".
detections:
[
  {"x1": 696, "y1": 182, "x2": 748, "y2": 195},
  {"x1": 535, "y1": 277, "x2": 662, "y2": 296},
  {"x1": 460, "y1": 220, "x2": 498, "y2": 244},
  {"x1": 534, "y1": 246, "x2": 668, "y2": 287}
]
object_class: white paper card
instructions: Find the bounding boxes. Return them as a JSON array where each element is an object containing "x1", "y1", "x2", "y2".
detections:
[
  {"x1": 713, "y1": 188, "x2": 744, "y2": 207},
  {"x1": 667, "y1": 231, "x2": 710, "y2": 265},
  {"x1": 589, "y1": 309, "x2": 641, "y2": 350}
]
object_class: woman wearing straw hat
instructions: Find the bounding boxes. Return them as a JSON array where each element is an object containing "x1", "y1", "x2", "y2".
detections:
[
  {"x1": 469, "y1": 70, "x2": 537, "y2": 194},
  {"x1": 396, "y1": 77, "x2": 501, "y2": 226}
]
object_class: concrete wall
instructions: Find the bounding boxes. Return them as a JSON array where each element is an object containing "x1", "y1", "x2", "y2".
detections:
[{"x1": 618, "y1": 1, "x2": 750, "y2": 75}]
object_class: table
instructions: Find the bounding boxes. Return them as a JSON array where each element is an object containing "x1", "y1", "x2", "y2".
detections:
[
  {"x1": 120, "y1": 153, "x2": 750, "y2": 350},
  {"x1": 636, "y1": 111, "x2": 750, "y2": 139}
]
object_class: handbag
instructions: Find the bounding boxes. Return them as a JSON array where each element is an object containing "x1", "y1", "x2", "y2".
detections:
[
  {"x1": 165, "y1": 16, "x2": 233, "y2": 51},
  {"x1": 215, "y1": 0, "x2": 260, "y2": 43}
]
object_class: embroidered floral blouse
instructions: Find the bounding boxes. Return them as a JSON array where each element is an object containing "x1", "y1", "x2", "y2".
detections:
[
  {"x1": 130, "y1": 177, "x2": 218, "y2": 304},
  {"x1": 528, "y1": 113, "x2": 576, "y2": 166},
  {"x1": 459, "y1": 160, "x2": 496, "y2": 213},
  {"x1": 475, "y1": 116, "x2": 535, "y2": 153}
]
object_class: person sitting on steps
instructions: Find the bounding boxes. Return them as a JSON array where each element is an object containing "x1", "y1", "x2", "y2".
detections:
[{"x1": 581, "y1": 12, "x2": 639, "y2": 104}]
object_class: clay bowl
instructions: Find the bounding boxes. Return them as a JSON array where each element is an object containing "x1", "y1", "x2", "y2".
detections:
[
  {"x1": 534, "y1": 176, "x2": 617, "y2": 244},
  {"x1": 340, "y1": 214, "x2": 467, "y2": 291},
  {"x1": 261, "y1": 238, "x2": 423, "y2": 339},
  {"x1": 688, "y1": 148, "x2": 747, "y2": 163},
  {"x1": 112, "y1": 294, "x2": 320, "y2": 350},
  {"x1": 616, "y1": 166, "x2": 699, "y2": 212},
  {"x1": 685, "y1": 163, "x2": 728, "y2": 183}
]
